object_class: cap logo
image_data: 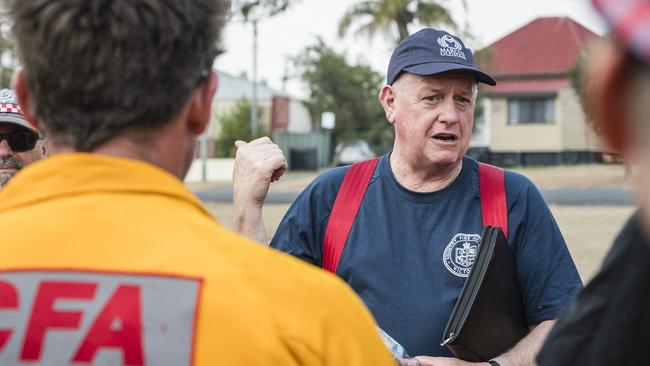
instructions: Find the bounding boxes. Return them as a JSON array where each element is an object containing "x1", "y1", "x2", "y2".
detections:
[
  {"x1": 437, "y1": 35, "x2": 466, "y2": 60},
  {"x1": 0, "y1": 89, "x2": 17, "y2": 104}
]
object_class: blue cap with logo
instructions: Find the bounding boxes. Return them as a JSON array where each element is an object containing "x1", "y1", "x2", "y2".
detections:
[{"x1": 386, "y1": 28, "x2": 496, "y2": 86}]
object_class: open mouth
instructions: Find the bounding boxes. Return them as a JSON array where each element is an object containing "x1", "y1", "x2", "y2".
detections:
[{"x1": 432, "y1": 133, "x2": 458, "y2": 142}]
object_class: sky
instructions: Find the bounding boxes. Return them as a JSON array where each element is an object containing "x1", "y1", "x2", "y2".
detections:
[{"x1": 214, "y1": 0, "x2": 607, "y2": 99}]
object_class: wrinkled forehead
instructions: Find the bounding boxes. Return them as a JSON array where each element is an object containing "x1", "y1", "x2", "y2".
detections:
[
  {"x1": 419, "y1": 71, "x2": 475, "y2": 85},
  {"x1": 398, "y1": 71, "x2": 476, "y2": 92}
]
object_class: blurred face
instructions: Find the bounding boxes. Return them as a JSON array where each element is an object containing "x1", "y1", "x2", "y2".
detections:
[
  {"x1": 622, "y1": 56, "x2": 650, "y2": 218},
  {"x1": 385, "y1": 72, "x2": 476, "y2": 169},
  {"x1": 0, "y1": 123, "x2": 48, "y2": 188},
  {"x1": 585, "y1": 40, "x2": 650, "y2": 228}
]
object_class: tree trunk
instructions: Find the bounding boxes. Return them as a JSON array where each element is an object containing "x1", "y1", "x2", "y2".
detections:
[{"x1": 396, "y1": 21, "x2": 409, "y2": 43}]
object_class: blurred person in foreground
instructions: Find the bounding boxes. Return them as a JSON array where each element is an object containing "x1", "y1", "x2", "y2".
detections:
[
  {"x1": 0, "y1": 88, "x2": 48, "y2": 188},
  {"x1": 0, "y1": 1, "x2": 394, "y2": 365},
  {"x1": 536, "y1": 0, "x2": 650, "y2": 365},
  {"x1": 234, "y1": 28, "x2": 582, "y2": 366}
]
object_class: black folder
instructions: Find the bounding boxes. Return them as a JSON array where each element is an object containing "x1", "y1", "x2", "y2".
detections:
[{"x1": 441, "y1": 226, "x2": 529, "y2": 362}]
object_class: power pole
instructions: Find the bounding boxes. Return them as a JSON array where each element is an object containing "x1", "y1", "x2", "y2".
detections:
[
  {"x1": 251, "y1": 19, "x2": 259, "y2": 138},
  {"x1": 282, "y1": 55, "x2": 289, "y2": 93}
]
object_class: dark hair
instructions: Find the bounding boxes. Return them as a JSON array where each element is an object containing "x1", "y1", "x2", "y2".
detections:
[
  {"x1": 626, "y1": 49, "x2": 650, "y2": 76},
  {"x1": 6, "y1": 0, "x2": 230, "y2": 151}
]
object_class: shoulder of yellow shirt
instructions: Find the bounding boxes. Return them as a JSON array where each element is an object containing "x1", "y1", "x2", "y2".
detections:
[{"x1": 210, "y1": 228, "x2": 395, "y2": 365}]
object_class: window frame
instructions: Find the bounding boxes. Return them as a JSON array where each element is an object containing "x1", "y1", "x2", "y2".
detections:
[{"x1": 507, "y1": 96, "x2": 556, "y2": 125}]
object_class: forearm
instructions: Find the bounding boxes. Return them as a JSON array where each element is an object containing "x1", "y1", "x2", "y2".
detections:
[
  {"x1": 231, "y1": 137, "x2": 287, "y2": 245},
  {"x1": 491, "y1": 319, "x2": 555, "y2": 366},
  {"x1": 233, "y1": 203, "x2": 269, "y2": 245}
]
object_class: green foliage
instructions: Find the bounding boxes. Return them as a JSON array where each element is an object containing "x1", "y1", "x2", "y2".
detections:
[
  {"x1": 569, "y1": 48, "x2": 585, "y2": 101},
  {"x1": 338, "y1": 0, "x2": 455, "y2": 44},
  {"x1": 231, "y1": 0, "x2": 295, "y2": 20},
  {"x1": 215, "y1": 98, "x2": 266, "y2": 158},
  {"x1": 0, "y1": 67, "x2": 13, "y2": 89},
  {"x1": 472, "y1": 47, "x2": 494, "y2": 127},
  {"x1": 569, "y1": 46, "x2": 597, "y2": 132},
  {"x1": 293, "y1": 39, "x2": 390, "y2": 148},
  {"x1": 474, "y1": 47, "x2": 494, "y2": 72},
  {"x1": 0, "y1": 23, "x2": 16, "y2": 89}
]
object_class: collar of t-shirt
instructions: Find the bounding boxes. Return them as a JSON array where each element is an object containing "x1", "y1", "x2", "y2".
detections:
[{"x1": 378, "y1": 153, "x2": 474, "y2": 204}]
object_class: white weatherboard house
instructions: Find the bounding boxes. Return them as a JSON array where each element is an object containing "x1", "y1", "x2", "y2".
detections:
[{"x1": 474, "y1": 17, "x2": 604, "y2": 166}]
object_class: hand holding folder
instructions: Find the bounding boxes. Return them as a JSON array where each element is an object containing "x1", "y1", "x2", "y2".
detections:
[{"x1": 441, "y1": 226, "x2": 529, "y2": 362}]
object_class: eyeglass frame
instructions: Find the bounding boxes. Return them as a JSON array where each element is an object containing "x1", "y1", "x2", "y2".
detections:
[{"x1": 0, "y1": 130, "x2": 41, "y2": 152}]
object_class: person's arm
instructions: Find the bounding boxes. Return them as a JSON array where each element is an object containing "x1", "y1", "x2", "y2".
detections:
[
  {"x1": 490, "y1": 319, "x2": 554, "y2": 366},
  {"x1": 414, "y1": 319, "x2": 555, "y2": 366},
  {"x1": 232, "y1": 136, "x2": 286, "y2": 245}
]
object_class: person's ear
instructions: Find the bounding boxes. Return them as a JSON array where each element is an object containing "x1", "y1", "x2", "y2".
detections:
[
  {"x1": 186, "y1": 71, "x2": 218, "y2": 135},
  {"x1": 592, "y1": 43, "x2": 630, "y2": 153},
  {"x1": 12, "y1": 67, "x2": 40, "y2": 131},
  {"x1": 40, "y1": 138, "x2": 50, "y2": 157},
  {"x1": 379, "y1": 84, "x2": 397, "y2": 124}
]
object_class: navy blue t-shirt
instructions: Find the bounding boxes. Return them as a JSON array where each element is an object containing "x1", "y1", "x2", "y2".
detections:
[{"x1": 271, "y1": 154, "x2": 583, "y2": 357}]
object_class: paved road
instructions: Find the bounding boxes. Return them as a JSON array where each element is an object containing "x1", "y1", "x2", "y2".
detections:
[{"x1": 196, "y1": 187, "x2": 634, "y2": 206}]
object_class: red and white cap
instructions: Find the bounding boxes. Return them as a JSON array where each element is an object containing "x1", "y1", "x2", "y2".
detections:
[
  {"x1": 593, "y1": 0, "x2": 650, "y2": 64},
  {"x1": 0, "y1": 88, "x2": 37, "y2": 132}
]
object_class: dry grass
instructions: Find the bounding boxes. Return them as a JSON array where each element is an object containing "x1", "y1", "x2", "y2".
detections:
[
  {"x1": 207, "y1": 203, "x2": 291, "y2": 240},
  {"x1": 512, "y1": 164, "x2": 630, "y2": 189},
  {"x1": 549, "y1": 205, "x2": 634, "y2": 281}
]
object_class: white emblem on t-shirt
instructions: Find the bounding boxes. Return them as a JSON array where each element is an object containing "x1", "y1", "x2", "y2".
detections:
[{"x1": 443, "y1": 233, "x2": 481, "y2": 277}]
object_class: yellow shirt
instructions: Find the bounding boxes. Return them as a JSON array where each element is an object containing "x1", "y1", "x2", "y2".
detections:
[{"x1": 0, "y1": 154, "x2": 394, "y2": 366}]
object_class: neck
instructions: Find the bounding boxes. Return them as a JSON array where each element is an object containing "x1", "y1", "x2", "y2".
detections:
[
  {"x1": 52, "y1": 122, "x2": 194, "y2": 180},
  {"x1": 389, "y1": 152, "x2": 463, "y2": 193}
]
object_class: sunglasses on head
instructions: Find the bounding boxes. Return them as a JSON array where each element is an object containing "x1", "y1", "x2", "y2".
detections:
[{"x1": 0, "y1": 131, "x2": 39, "y2": 152}]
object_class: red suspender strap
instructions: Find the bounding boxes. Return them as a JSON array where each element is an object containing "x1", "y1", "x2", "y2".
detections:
[
  {"x1": 478, "y1": 162, "x2": 509, "y2": 239},
  {"x1": 322, "y1": 158, "x2": 380, "y2": 274},
  {"x1": 323, "y1": 159, "x2": 506, "y2": 274}
]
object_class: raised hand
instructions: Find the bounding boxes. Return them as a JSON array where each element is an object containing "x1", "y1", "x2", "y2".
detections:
[{"x1": 232, "y1": 136, "x2": 287, "y2": 244}]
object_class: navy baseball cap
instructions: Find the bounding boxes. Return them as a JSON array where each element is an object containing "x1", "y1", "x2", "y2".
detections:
[{"x1": 387, "y1": 28, "x2": 496, "y2": 86}]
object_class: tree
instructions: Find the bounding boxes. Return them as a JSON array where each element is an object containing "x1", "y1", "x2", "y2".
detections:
[
  {"x1": 472, "y1": 46, "x2": 494, "y2": 129},
  {"x1": 231, "y1": 0, "x2": 295, "y2": 20},
  {"x1": 215, "y1": 98, "x2": 266, "y2": 158},
  {"x1": 293, "y1": 39, "x2": 390, "y2": 149},
  {"x1": 569, "y1": 46, "x2": 596, "y2": 130},
  {"x1": 338, "y1": 0, "x2": 455, "y2": 44},
  {"x1": 0, "y1": 20, "x2": 17, "y2": 89},
  {"x1": 229, "y1": 1, "x2": 296, "y2": 139}
]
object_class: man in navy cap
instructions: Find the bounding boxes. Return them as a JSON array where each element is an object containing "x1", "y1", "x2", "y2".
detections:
[
  {"x1": 233, "y1": 28, "x2": 582, "y2": 365},
  {"x1": 537, "y1": 1, "x2": 650, "y2": 365},
  {"x1": 0, "y1": 88, "x2": 48, "y2": 188}
]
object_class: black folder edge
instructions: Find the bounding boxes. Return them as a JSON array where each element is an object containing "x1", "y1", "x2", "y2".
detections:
[{"x1": 441, "y1": 226, "x2": 497, "y2": 346}]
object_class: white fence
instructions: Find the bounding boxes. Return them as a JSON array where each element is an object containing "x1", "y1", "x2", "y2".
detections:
[{"x1": 184, "y1": 158, "x2": 235, "y2": 183}]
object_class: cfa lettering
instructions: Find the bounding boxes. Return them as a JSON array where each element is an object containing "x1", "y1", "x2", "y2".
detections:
[{"x1": 0, "y1": 280, "x2": 144, "y2": 365}]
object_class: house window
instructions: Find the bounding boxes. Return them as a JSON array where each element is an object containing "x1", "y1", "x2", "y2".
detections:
[{"x1": 508, "y1": 97, "x2": 555, "y2": 124}]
